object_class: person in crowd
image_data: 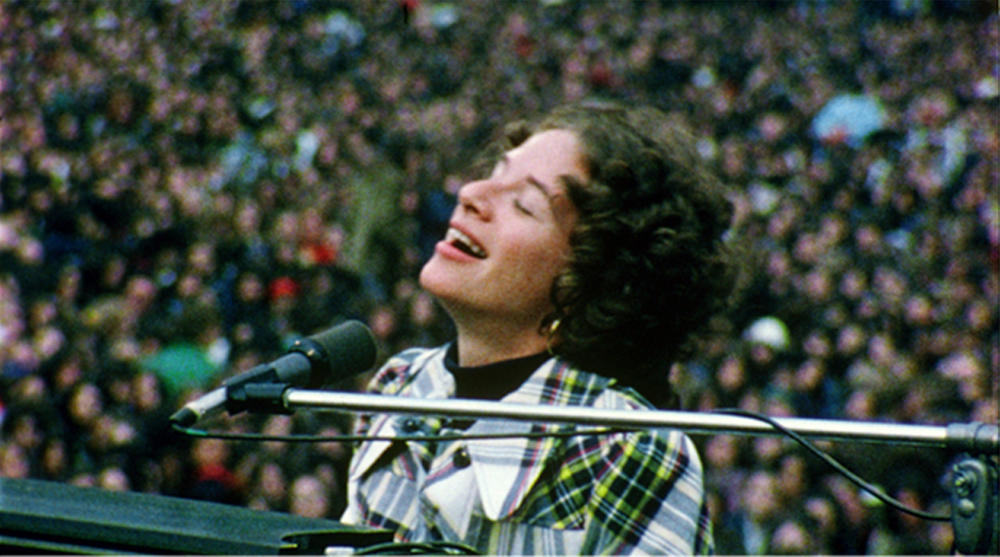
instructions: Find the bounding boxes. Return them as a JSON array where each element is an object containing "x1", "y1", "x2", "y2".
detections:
[{"x1": 339, "y1": 101, "x2": 742, "y2": 555}]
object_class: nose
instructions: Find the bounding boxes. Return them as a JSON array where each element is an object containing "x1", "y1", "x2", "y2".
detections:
[{"x1": 456, "y1": 179, "x2": 494, "y2": 220}]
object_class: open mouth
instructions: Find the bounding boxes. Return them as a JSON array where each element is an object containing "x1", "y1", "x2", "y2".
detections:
[{"x1": 445, "y1": 227, "x2": 487, "y2": 258}]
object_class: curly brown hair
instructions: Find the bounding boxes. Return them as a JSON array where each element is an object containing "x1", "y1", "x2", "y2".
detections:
[{"x1": 487, "y1": 101, "x2": 742, "y2": 408}]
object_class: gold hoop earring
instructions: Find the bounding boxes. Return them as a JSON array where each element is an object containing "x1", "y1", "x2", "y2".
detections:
[{"x1": 546, "y1": 319, "x2": 562, "y2": 356}]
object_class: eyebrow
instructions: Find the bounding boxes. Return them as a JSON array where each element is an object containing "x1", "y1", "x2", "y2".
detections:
[
  {"x1": 497, "y1": 154, "x2": 558, "y2": 199},
  {"x1": 526, "y1": 174, "x2": 556, "y2": 201}
]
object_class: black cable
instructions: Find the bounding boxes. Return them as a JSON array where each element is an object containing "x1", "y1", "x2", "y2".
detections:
[
  {"x1": 171, "y1": 422, "x2": 637, "y2": 443},
  {"x1": 715, "y1": 408, "x2": 951, "y2": 521}
]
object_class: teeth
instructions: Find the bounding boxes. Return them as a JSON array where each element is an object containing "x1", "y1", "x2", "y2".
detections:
[{"x1": 446, "y1": 227, "x2": 487, "y2": 258}]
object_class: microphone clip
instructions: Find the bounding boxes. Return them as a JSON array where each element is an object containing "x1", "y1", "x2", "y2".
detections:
[{"x1": 225, "y1": 381, "x2": 294, "y2": 417}]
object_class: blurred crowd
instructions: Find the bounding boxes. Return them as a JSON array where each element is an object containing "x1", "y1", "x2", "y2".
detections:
[{"x1": 0, "y1": 0, "x2": 996, "y2": 554}]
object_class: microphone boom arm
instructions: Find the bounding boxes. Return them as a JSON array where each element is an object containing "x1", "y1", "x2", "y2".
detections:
[{"x1": 281, "y1": 388, "x2": 997, "y2": 452}]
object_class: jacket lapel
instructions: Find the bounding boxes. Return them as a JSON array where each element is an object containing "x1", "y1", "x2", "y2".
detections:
[
  {"x1": 461, "y1": 359, "x2": 611, "y2": 520},
  {"x1": 464, "y1": 417, "x2": 564, "y2": 520},
  {"x1": 348, "y1": 347, "x2": 454, "y2": 482},
  {"x1": 347, "y1": 412, "x2": 398, "y2": 482}
]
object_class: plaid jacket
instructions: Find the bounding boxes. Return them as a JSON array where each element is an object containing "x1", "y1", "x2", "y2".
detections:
[{"x1": 341, "y1": 346, "x2": 714, "y2": 555}]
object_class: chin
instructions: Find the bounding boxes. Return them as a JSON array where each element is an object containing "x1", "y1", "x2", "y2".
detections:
[
  {"x1": 418, "y1": 257, "x2": 449, "y2": 297},
  {"x1": 419, "y1": 261, "x2": 475, "y2": 317}
]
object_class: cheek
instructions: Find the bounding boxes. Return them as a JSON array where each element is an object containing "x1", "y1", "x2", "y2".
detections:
[{"x1": 505, "y1": 233, "x2": 571, "y2": 288}]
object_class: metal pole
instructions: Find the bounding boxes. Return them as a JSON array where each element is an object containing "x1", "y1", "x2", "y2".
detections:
[{"x1": 282, "y1": 388, "x2": 996, "y2": 450}]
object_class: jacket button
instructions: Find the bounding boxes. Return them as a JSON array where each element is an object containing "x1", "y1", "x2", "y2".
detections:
[
  {"x1": 400, "y1": 417, "x2": 421, "y2": 433},
  {"x1": 452, "y1": 447, "x2": 471, "y2": 468}
]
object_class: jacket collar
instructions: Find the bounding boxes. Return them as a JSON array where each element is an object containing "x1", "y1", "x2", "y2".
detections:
[
  {"x1": 462, "y1": 358, "x2": 612, "y2": 519},
  {"x1": 348, "y1": 347, "x2": 454, "y2": 481},
  {"x1": 349, "y1": 346, "x2": 616, "y2": 520}
]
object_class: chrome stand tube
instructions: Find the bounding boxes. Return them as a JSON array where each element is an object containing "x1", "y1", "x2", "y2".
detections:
[{"x1": 283, "y1": 389, "x2": 996, "y2": 451}]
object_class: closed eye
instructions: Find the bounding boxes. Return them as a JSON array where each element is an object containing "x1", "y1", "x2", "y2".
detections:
[{"x1": 514, "y1": 199, "x2": 535, "y2": 216}]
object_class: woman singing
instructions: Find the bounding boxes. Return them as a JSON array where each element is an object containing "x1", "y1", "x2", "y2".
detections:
[{"x1": 341, "y1": 101, "x2": 740, "y2": 555}]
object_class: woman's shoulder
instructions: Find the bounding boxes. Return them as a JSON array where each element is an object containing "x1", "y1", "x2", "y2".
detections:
[
  {"x1": 543, "y1": 361, "x2": 701, "y2": 454},
  {"x1": 544, "y1": 358, "x2": 658, "y2": 411}
]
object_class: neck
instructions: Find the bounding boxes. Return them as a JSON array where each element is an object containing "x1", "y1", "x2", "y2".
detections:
[{"x1": 451, "y1": 317, "x2": 548, "y2": 367}]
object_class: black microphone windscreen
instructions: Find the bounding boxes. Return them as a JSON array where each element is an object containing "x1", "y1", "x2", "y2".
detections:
[{"x1": 308, "y1": 320, "x2": 377, "y2": 383}]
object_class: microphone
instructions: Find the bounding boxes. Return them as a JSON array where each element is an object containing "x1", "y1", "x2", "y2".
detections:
[{"x1": 169, "y1": 320, "x2": 376, "y2": 428}]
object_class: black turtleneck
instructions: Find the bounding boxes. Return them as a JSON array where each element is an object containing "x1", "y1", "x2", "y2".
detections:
[{"x1": 444, "y1": 343, "x2": 550, "y2": 401}]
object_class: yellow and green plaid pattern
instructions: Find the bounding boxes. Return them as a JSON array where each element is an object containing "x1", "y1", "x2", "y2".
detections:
[{"x1": 341, "y1": 346, "x2": 714, "y2": 555}]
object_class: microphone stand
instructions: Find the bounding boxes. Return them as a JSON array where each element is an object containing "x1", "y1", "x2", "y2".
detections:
[{"x1": 244, "y1": 387, "x2": 998, "y2": 554}]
